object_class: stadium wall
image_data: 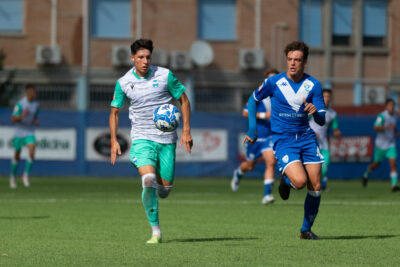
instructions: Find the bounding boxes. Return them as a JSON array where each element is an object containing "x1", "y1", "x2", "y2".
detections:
[{"x1": 0, "y1": 108, "x2": 397, "y2": 180}]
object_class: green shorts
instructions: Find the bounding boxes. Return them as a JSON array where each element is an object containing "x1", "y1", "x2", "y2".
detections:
[
  {"x1": 130, "y1": 139, "x2": 176, "y2": 182},
  {"x1": 13, "y1": 135, "x2": 36, "y2": 151},
  {"x1": 321, "y1": 149, "x2": 330, "y2": 166},
  {"x1": 373, "y1": 146, "x2": 397, "y2": 162}
]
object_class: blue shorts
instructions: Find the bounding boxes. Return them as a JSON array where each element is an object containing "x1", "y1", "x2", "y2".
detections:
[
  {"x1": 246, "y1": 136, "x2": 274, "y2": 161},
  {"x1": 272, "y1": 130, "x2": 324, "y2": 173}
]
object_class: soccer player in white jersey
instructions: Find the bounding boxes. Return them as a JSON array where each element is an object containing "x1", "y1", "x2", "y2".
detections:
[
  {"x1": 109, "y1": 39, "x2": 193, "y2": 244},
  {"x1": 243, "y1": 41, "x2": 326, "y2": 240},
  {"x1": 362, "y1": 99, "x2": 400, "y2": 192},
  {"x1": 309, "y1": 89, "x2": 341, "y2": 191},
  {"x1": 231, "y1": 68, "x2": 278, "y2": 205},
  {"x1": 10, "y1": 84, "x2": 39, "y2": 188}
]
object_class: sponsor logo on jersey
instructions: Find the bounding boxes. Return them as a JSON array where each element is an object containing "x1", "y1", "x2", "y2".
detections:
[{"x1": 152, "y1": 80, "x2": 159, "y2": 88}]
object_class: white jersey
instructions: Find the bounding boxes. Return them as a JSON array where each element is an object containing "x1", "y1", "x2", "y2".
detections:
[
  {"x1": 309, "y1": 107, "x2": 338, "y2": 150},
  {"x1": 374, "y1": 110, "x2": 397, "y2": 149},
  {"x1": 111, "y1": 65, "x2": 186, "y2": 144},
  {"x1": 12, "y1": 97, "x2": 39, "y2": 138}
]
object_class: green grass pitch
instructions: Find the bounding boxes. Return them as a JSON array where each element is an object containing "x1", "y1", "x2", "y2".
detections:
[{"x1": 0, "y1": 176, "x2": 399, "y2": 266}]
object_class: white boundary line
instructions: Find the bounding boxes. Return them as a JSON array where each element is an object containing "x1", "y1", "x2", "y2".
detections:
[{"x1": 0, "y1": 198, "x2": 399, "y2": 206}]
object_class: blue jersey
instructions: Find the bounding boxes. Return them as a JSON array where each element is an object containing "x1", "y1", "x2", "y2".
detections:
[
  {"x1": 253, "y1": 72, "x2": 325, "y2": 134},
  {"x1": 244, "y1": 98, "x2": 271, "y2": 139}
]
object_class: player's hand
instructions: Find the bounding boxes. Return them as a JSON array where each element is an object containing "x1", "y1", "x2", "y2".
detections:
[
  {"x1": 34, "y1": 119, "x2": 39, "y2": 126},
  {"x1": 242, "y1": 135, "x2": 255, "y2": 145},
  {"x1": 303, "y1": 98, "x2": 316, "y2": 115},
  {"x1": 110, "y1": 140, "x2": 121, "y2": 165},
  {"x1": 180, "y1": 130, "x2": 193, "y2": 153}
]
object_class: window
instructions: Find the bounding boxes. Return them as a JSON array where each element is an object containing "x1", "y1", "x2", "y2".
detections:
[
  {"x1": 299, "y1": 0, "x2": 322, "y2": 47},
  {"x1": 332, "y1": 0, "x2": 353, "y2": 46},
  {"x1": 363, "y1": 0, "x2": 387, "y2": 46},
  {"x1": 198, "y1": 0, "x2": 236, "y2": 41},
  {"x1": 91, "y1": 0, "x2": 131, "y2": 38},
  {"x1": 0, "y1": 0, "x2": 23, "y2": 33}
]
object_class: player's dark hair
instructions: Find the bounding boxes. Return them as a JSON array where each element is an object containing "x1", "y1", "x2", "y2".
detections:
[
  {"x1": 130, "y1": 39, "x2": 154, "y2": 55},
  {"x1": 284, "y1": 41, "x2": 309, "y2": 61},
  {"x1": 264, "y1": 68, "x2": 279, "y2": 78},
  {"x1": 25, "y1": 84, "x2": 35, "y2": 90},
  {"x1": 322, "y1": 88, "x2": 332, "y2": 94},
  {"x1": 386, "y1": 98, "x2": 395, "y2": 105}
]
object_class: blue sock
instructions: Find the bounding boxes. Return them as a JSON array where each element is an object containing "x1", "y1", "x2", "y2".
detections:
[
  {"x1": 263, "y1": 180, "x2": 273, "y2": 196},
  {"x1": 301, "y1": 191, "x2": 321, "y2": 232}
]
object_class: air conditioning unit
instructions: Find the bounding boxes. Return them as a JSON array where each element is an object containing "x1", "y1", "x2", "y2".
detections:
[
  {"x1": 364, "y1": 86, "x2": 386, "y2": 105},
  {"x1": 151, "y1": 49, "x2": 168, "y2": 67},
  {"x1": 111, "y1": 45, "x2": 132, "y2": 67},
  {"x1": 239, "y1": 49, "x2": 265, "y2": 70},
  {"x1": 170, "y1": 51, "x2": 192, "y2": 70},
  {"x1": 35, "y1": 45, "x2": 61, "y2": 65}
]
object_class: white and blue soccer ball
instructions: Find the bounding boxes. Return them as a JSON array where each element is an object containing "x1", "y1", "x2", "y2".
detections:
[{"x1": 153, "y1": 104, "x2": 182, "y2": 132}]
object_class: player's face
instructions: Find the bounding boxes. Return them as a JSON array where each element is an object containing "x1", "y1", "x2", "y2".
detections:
[
  {"x1": 25, "y1": 88, "x2": 36, "y2": 101},
  {"x1": 387, "y1": 101, "x2": 395, "y2": 114},
  {"x1": 131, "y1": 49, "x2": 151, "y2": 77},
  {"x1": 286, "y1": 50, "x2": 307, "y2": 80},
  {"x1": 323, "y1": 91, "x2": 331, "y2": 107}
]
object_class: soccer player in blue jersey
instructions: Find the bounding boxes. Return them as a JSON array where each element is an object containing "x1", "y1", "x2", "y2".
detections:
[
  {"x1": 231, "y1": 68, "x2": 279, "y2": 205},
  {"x1": 243, "y1": 41, "x2": 326, "y2": 240}
]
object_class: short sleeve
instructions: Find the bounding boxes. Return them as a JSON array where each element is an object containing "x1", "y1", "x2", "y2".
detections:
[
  {"x1": 374, "y1": 114, "x2": 384, "y2": 127},
  {"x1": 110, "y1": 81, "x2": 127, "y2": 109},
  {"x1": 254, "y1": 78, "x2": 272, "y2": 102},
  {"x1": 331, "y1": 113, "x2": 339, "y2": 130},
  {"x1": 167, "y1": 71, "x2": 186, "y2": 99},
  {"x1": 12, "y1": 102, "x2": 22, "y2": 116}
]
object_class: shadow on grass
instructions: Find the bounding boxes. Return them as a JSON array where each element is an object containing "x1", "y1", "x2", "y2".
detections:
[
  {"x1": 166, "y1": 237, "x2": 258, "y2": 243},
  {"x1": 0, "y1": 216, "x2": 50, "y2": 220},
  {"x1": 322, "y1": 234, "x2": 396, "y2": 240}
]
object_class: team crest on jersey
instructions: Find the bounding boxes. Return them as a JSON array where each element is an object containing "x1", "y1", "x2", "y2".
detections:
[
  {"x1": 152, "y1": 80, "x2": 159, "y2": 88},
  {"x1": 282, "y1": 155, "x2": 289, "y2": 163},
  {"x1": 304, "y1": 81, "x2": 312, "y2": 92},
  {"x1": 130, "y1": 83, "x2": 135, "y2": 90}
]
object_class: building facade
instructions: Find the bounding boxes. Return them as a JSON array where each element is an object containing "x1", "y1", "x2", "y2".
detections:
[{"x1": 0, "y1": 0, "x2": 399, "y2": 111}]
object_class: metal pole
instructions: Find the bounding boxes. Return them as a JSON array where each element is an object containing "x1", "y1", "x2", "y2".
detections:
[
  {"x1": 50, "y1": 0, "x2": 58, "y2": 47},
  {"x1": 255, "y1": 0, "x2": 261, "y2": 49},
  {"x1": 78, "y1": 0, "x2": 90, "y2": 111},
  {"x1": 136, "y1": 0, "x2": 142, "y2": 39}
]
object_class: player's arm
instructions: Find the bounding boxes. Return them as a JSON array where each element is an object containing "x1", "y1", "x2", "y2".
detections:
[
  {"x1": 109, "y1": 107, "x2": 121, "y2": 165},
  {"x1": 330, "y1": 114, "x2": 341, "y2": 137},
  {"x1": 305, "y1": 83, "x2": 326, "y2": 126},
  {"x1": 243, "y1": 79, "x2": 271, "y2": 144},
  {"x1": 178, "y1": 92, "x2": 193, "y2": 153},
  {"x1": 11, "y1": 103, "x2": 29, "y2": 123},
  {"x1": 167, "y1": 71, "x2": 193, "y2": 153},
  {"x1": 109, "y1": 81, "x2": 127, "y2": 164},
  {"x1": 34, "y1": 107, "x2": 40, "y2": 126},
  {"x1": 373, "y1": 114, "x2": 386, "y2": 132}
]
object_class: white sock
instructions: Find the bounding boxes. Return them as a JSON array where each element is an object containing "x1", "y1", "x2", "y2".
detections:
[
  {"x1": 152, "y1": 225, "x2": 161, "y2": 236},
  {"x1": 237, "y1": 167, "x2": 243, "y2": 175}
]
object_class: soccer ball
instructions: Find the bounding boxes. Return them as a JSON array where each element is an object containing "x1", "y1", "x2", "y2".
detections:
[{"x1": 153, "y1": 104, "x2": 182, "y2": 132}]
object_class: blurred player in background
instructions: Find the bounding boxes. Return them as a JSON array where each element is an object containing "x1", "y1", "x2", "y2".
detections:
[
  {"x1": 244, "y1": 41, "x2": 326, "y2": 240},
  {"x1": 109, "y1": 39, "x2": 193, "y2": 244},
  {"x1": 362, "y1": 98, "x2": 400, "y2": 192},
  {"x1": 231, "y1": 68, "x2": 279, "y2": 205},
  {"x1": 10, "y1": 84, "x2": 39, "y2": 188},
  {"x1": 309, "y1": 89, "x2": 341, "y2": 191}
]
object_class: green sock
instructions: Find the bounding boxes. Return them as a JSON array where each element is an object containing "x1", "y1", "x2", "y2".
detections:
[
  {"x1": 25, "y1": 160, "x2": 33, "y2": 175},
  {"x1": 11, "y1": 160, "x2": 18, "y2": 176},
  {"x1": 390, "y1": 172, "x2": 398, "y2": 187},
  {"x1": 364, "y1": 169, "x2": 370, "y2": 178},
  {"x1": 142, "y1": 187, "x2": 159, "y2": 227},
  {"x1": 321, "y1": 162, "x2": 328, "y2": 182}
]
